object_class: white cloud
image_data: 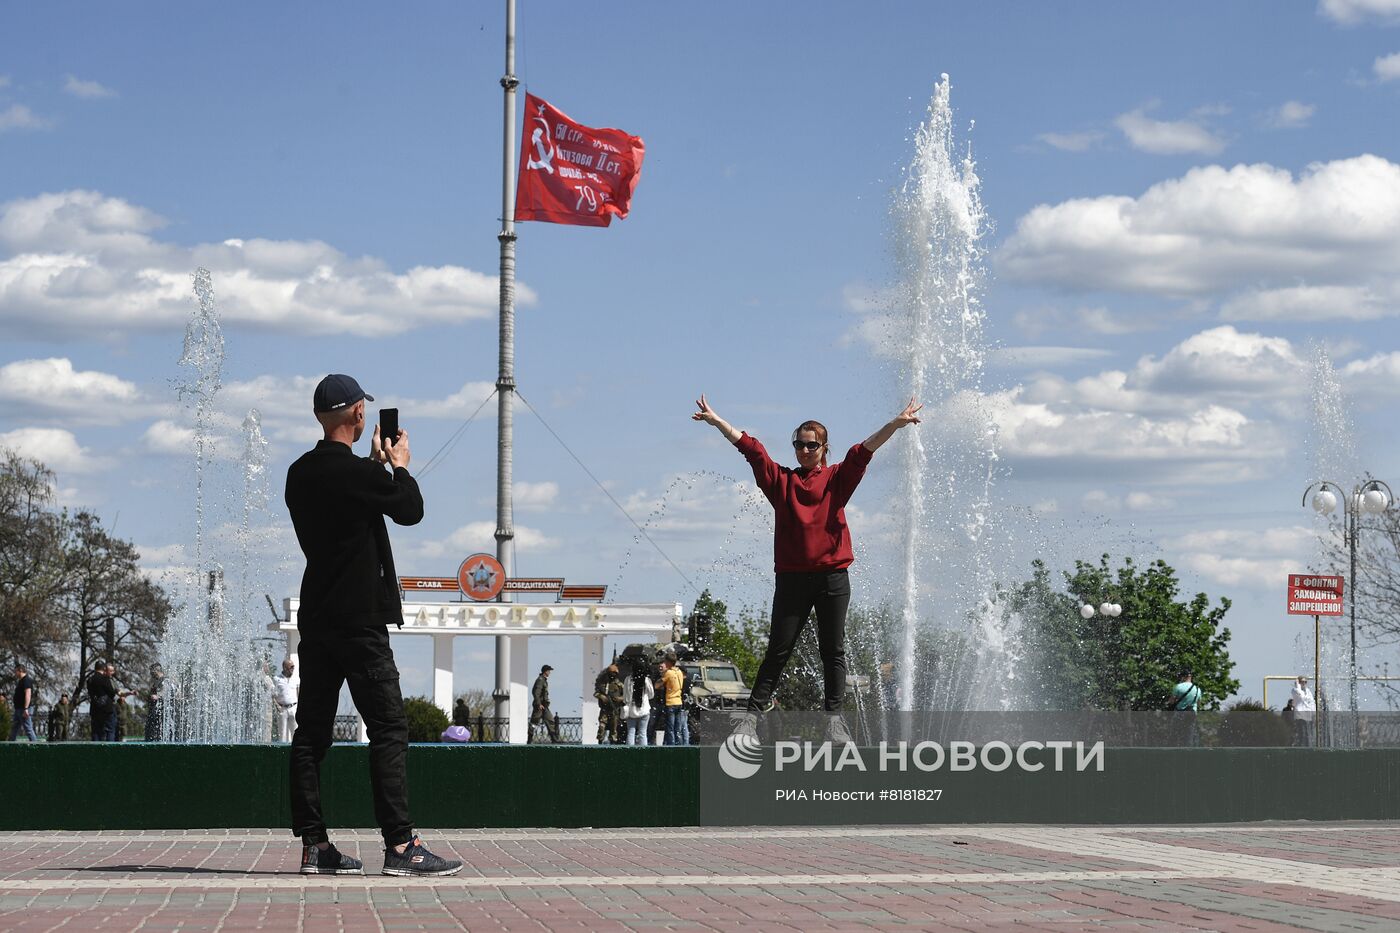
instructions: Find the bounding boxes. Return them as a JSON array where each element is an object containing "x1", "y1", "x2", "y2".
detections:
[
  {"x1": 1339, "y1": 351, "x2": 1400, "y2": 395},
  {"x1": 982, "y1": 326, "x2": 1314, "y2": 481},
  {"x1": 0, "y1": 76, "x2": 10, "y2": 90},
  {"x1": 0, "y1": 104, "x2": 50, "y2": 133},
  {"x1": 988, "y1": 386, "x2": 1280, "y2": 481},
  {"x1": 142, "y1": 419, "x2": 196, "y2": 456},
  {"x1": 513, "y1": 481, "x2": 559, "y2": 511},
  {"x1": 1114, "y1": 106, "x2": 1225, "y2": 155},
  {"x1": 0, "y1": 358, "x2": 143, "y2": 422},
  {"x1": 989, "y1": 346, "x2": 1114, "y2": 370},
  {"x1": 1133, "y1": 326, "x2": 1307, "y2": 396},
  {"x1": 1267, "y1": 101, "x2": 1316, "y2": 128},
  {"x1": 0, "y1": 190, "x2": 535, "y2": 339},
  {"x1": 1000, "y1": 156, "x2": 1400, "y2": 309},
  {"x1": 411, "y1": 522, "x2": 561, "y2": 563},
  {"x1": 1375, "y1": 52, "x2": 1400, "y2": 82},
  {"x1": 0, "y1": 426, "x2": 105, "y2": 473},
  {"x1": 1035, "y1": 131, "x2": 1103, "y2": 152},
  {"x1": 63, "y1": 75, "x2": 116, "y2": 99},
  {"x1": 1083, "y1": 490, "x2": 1176, "y2": 513},
  {"x1": 400, "y1": 381, "x2": 496, "y2": 420},
  {"x1": 1171, "y1": 526, "x2": 1314, "y2": 590},
  {"x1": 1126, "y1": 491, "x2": 1175, "y2": 511},
  {"x1": 1221, "y1": 284, "x2": 1393, "y2": 322},
  {"x1": 1320, "y1": 0, "x2": 1400, "y2": 25},
  {"x1": 1016, "y1": 327, "x2": 1307, "y2": 417},
  {"x1": 1013, "y1": 305, "x2": 1166, "y2": 338}
]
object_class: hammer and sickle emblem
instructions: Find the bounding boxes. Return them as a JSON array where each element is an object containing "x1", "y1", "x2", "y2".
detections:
[{"x1": 527, "y1": 116, "x2": 554, "y2": 174}]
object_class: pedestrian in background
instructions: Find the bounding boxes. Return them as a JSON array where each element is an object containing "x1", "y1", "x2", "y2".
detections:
[
  {"x1": 86, "y1": 659, "x2": 118, "y2": 742},
  {"x1": 1168, "y1": 670, "x2": 1202, "y2": 747},
  {"x1": 10, "y1": 664, "x2": 36, "y2": 742},
  {"x1": 48, "y1": 692, "x2": 70, "y2": 742},
  {"x1": 623, "y1": 663, "x2": 654, "y2": 746},
  {"x1": 1290, "y1": 675, "x2": 1316, "y2": 747},
  {"x1": 529, "y1": 664, "x2": 559, "y2": 743},
  {"x1": 272, "y1": 658, "x2": 300, "y2": 742},
  {"x1": 660, "y1": 653, "x2": 686, "y2": 746},
  {"x1": 145, "y1": 665, "x2": 167, "y2": 742}
]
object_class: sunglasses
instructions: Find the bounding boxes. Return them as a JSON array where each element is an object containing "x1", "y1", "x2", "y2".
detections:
[{"x1": 792, "y1": 440, "x2": 824, "y2": 452}]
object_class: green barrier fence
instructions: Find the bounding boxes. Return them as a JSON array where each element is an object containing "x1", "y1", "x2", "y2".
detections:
[{"x1": 2, "y1": 744, "x2": 1397, "y2": 830}]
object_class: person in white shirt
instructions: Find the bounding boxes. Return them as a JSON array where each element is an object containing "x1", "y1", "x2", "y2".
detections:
[
  {"x1": 273, "y1": 658, "x2": 300, "y2": 742},
  {"x1": 623, "y1": 664, "x2": 655, "y2": 746},
  {"x1": 1290, "y1": 676, "x2": 1316, "y2": 746}
]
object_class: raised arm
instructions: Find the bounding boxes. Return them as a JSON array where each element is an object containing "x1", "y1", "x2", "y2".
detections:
[
  {"x1": 862, "y1": 398, "x2": 923, "y2": 452},
  {"x1": 692, "y1": 394, "x2": 743, "y2": 444}
]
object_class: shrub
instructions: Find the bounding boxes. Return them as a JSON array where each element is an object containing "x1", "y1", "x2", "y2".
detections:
[
  {"x1": 403, "y1": 697, "x2": 450, "y2": 743},
  {"x1": 0, "y1": 701, "x2": 10, "y2": 741},
  {"x1": 1217, "y1": 698, "x2": 1292, "y2": 747}
]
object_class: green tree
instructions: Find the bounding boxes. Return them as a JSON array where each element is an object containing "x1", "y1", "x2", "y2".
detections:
[
  {"x1": 1055, "y1": 554, "x2": 1238, "y2": 711},
  {"x1": 58, "y1": 510, "x2": 172, "y2": 709},
  {"x1": 0, "y1": 451, "x2": 67, "y2": 683},
  {"x1": 403, "y1": 696, "x2": 450, "y2": 742},
  {"x1": 1003, "y1": 561, "x2": 1090, "y2": 710}
]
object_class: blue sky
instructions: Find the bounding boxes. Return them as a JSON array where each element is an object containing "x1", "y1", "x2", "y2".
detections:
[{"x1": 4, "y1": 1, "x2": 1400, "y2": 713}]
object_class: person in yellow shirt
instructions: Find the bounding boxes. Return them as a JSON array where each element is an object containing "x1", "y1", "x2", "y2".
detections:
[{"x1": 659, "y1": 653, "x2": 688, "y2": 746}]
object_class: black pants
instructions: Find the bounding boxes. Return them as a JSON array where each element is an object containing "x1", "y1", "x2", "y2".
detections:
[
  {"x1": 90, "y1": 707, "x2": 115, "y2": 741},
  {"x1": 748, "y1": 569, "x2": 851, "y2": 713},
  {"x1": 290, "y1": 626, "x2": 413, "y2": 847}
]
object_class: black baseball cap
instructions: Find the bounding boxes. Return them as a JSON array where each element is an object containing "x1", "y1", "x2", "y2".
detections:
[
  {"x1": 313, "y1": 374, "x2": 374, "y2": 413},
  {"x1": 541, "y1": 664, "x2": 554, "y2": 673}
]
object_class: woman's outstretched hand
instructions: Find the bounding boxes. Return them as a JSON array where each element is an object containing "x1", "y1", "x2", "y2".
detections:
[
  {"x1": 693, "y1": 393, "x2": 742, "y2": 443},
  {"x1": 894, "y1": 398, "x2": 923, "y2": 428},
  {"x1": 692, "y1": 393, "x2": 719, "y2": 425},
  {"x1": 862, "y1": 397, "x2": 923, "y2": 452}
]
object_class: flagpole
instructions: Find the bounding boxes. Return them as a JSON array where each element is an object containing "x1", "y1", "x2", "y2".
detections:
[{"x1": 493, "y1": 0, "x2": 518, "y2": 730}]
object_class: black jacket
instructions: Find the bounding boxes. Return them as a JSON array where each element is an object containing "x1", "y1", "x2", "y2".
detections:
[{"x1": 285, "y1": 440, "x2": 424, "y2": 630}]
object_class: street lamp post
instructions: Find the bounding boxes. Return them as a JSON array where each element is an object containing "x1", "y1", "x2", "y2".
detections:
[
  {"x1": 1080, "y1": 600, "x2": 1122, "y2": 708},
  {"x1": 1302, "y1": 478, "x2": 1394, "y2": 716}
]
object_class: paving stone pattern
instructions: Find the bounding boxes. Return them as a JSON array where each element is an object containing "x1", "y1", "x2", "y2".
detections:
[{"x1": 1, "y1": 824, "x2": 1399, "y2": 930}]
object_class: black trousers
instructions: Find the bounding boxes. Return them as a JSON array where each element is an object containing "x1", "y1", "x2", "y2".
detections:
[
  {"x1": 747, "y1": 569, "x2": 851, "y2": 713},
  {"x1": 290, "y1": 625, "x2": 413, "y2": 847}
]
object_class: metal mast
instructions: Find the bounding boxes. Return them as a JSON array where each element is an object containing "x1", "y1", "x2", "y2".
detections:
[{"x1": 493, "y1": 0, "x2": 519, "y2": 724}]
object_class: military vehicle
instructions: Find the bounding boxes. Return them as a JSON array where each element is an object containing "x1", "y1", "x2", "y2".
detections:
[{"x1": 616, "y1": 641, "x2": 753, "y2": 743}]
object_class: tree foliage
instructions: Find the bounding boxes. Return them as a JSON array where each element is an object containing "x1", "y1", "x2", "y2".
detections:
[
  {"x1": 0, "y1": 452, "x2": 66, "y2": 680},
  {"x1": 1012, "y1": 555, "x2": 1238, "y2": 711},
  {"x1": 0, "y1": 449, "x2": 172, "y2": 712},
  {"x1": 403, "y1": 696, "x2": 450, "y2": 742},
  {"x1": 691, "y1": 553, "x2": 1238, "y2": 713}
]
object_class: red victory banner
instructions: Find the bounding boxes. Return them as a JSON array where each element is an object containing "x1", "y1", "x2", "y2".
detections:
[{"x1": 515, "y1": 93, "x2": 645, "y2": 227}]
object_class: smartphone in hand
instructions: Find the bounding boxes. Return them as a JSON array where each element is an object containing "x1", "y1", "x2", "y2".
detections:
[{"x1": 379, "y1": 408, "x2": 400, "y2": 448}]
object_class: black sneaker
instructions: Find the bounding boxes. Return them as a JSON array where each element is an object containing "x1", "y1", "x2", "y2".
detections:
[
  {"x1": 300, "y1": 843, "x2": 364, "y2": 875},
  {"x1": 381, "y1": 835, "x2": 463, "y2": 877}
]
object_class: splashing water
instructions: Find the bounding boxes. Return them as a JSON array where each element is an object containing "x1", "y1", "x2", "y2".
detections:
[
  {"x1": 1304, "y1": 344, "x2": 1360, "y2": 742},
  {"x1": 159, "y1": 270, "x2": 274, "y2": 742},
  {"x1": 887, "y1": 75, "x2": 1001, "y2": 709}
]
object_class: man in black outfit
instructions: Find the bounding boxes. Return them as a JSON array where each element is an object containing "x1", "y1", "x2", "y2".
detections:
[
  {"x1": 85, "y1": 659, "x2": 117, "y2": 741},
  {"x1": 284, "y1": 374, "x2": 461, "y2": 878}
]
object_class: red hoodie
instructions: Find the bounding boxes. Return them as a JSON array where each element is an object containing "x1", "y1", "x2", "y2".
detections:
[{"x1": 735, "y1": 432, "x2": 873, "y2": 573}]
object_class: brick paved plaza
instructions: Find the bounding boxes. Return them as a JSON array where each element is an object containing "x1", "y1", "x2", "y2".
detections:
[{"x1": 2, "y1": 824, "x2": 1400, "y2": 931}]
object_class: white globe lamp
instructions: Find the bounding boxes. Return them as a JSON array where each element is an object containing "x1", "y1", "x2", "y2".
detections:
[
  {"x1": 1312, "y1": 490, "x2": 1338, "y2": 514},
  {"x1": 1079, "y1": 604, "x2": 1095, "y2": 619}
]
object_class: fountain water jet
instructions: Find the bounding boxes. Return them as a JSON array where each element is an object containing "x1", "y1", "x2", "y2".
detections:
[
  {"x1": 887, "y1": 75, "x2": 1001, "y2": 710},
  {"x1": 158, "y1": 269, "x2": 274, "y2": 742}
]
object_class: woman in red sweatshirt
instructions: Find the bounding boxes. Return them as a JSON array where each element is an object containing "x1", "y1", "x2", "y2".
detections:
[{"x1": 692, "y1": 394, "x2": 921, "y2": 731}]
